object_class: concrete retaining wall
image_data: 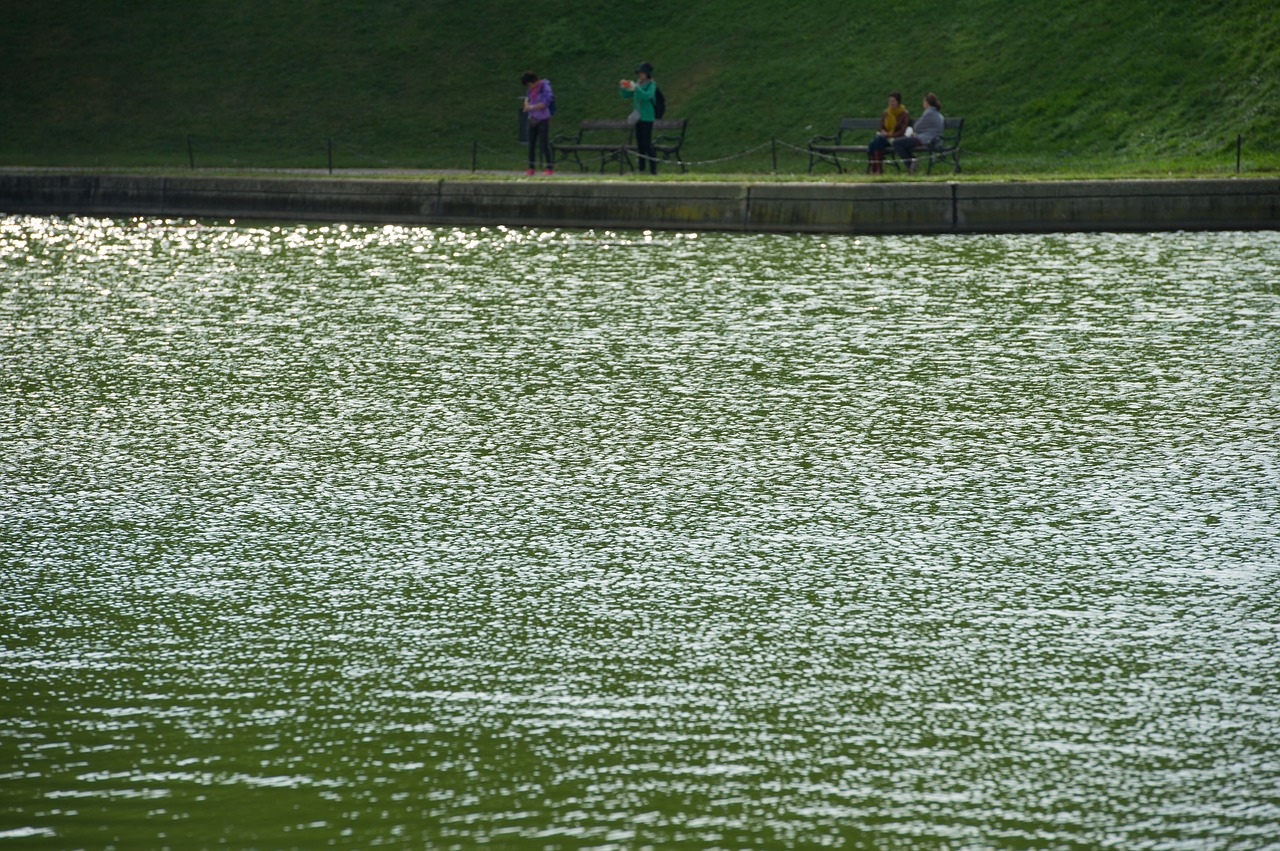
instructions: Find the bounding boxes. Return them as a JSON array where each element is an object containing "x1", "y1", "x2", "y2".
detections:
[{"x1": 1, "y1": 173, "x2": 1276, "y2": 233}]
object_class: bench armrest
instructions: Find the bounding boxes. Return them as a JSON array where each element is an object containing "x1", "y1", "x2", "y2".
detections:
[{"x1": 807, "y1": 133, "x2": 838, "y2": 146}]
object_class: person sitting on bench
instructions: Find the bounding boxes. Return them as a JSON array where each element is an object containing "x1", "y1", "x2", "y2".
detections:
[
  {"x1": 893, "y1": 93, "x2": 944, "y2": 175},
  {"x1": 868, "y1": 91, "x2": 911, "y2": 175}
]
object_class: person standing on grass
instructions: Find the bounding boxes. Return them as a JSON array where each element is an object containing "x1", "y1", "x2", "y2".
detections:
[
  {"x1": 893, "y1": 93, "x2": 944, "y2": 175},
  {"x1": 620, "y1": 62, "x2": 659, "y2": 175},
  {"x1": 522, "y1": 71, "x2": 555, "y2": 175},
  {"x1": 868, "y1": 91, "x2": 911, "y2": 175}
]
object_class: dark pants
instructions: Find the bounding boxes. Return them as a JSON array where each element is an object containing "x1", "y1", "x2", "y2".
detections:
[
  {"x1": 892, "y1": 136, "x2": 929, "y2": 170},
  {"x1": 867, "y1": 134, "x2": 894, "y2": 173},
  {"x1": 634, "y1": 121, "x2": 657, "y2": 174},
  {"x1": 868, "y1": 134, "x2": 894, "y2": 156},
  {"x1": 527, "y1": 119, "x2": 553, "y2": 170}
]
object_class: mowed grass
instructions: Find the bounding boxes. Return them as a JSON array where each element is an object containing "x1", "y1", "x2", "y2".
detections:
[{"x1": 3, "y1": 0, "x2": 1278, "y2": 176}]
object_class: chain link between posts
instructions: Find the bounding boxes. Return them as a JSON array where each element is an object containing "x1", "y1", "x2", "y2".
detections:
[
  {"x1": 478, "y1": 135, "x2": 1257, "y2": 174},
  {"x1": 476, "y1": 136, "x2": 960, "y2": 173},
  {"x1": 180, "y1": 130, "x2": 1259, "y2": 175}
]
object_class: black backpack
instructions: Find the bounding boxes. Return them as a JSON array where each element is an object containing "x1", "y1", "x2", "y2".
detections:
[{"x1": 654, "y1": 87, "x2": 666, "y2": 119}]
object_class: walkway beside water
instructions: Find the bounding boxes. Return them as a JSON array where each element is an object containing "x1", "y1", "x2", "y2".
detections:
[{"x1": 1, "y1": 172, "x2": 1276, "y2": 233}]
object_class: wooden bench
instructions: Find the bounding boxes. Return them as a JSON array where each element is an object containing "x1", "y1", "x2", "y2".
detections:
[
  {"x1": 808, "y1": 117, "x2": 965, "y2": 174},
  {"x1": 552, "y1": 118, "x2": 690, "y2": 173}
]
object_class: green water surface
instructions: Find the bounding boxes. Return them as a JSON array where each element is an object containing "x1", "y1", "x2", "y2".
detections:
[{"x1": 2, "y1": 218, "x2": 1278, "y2": 849}]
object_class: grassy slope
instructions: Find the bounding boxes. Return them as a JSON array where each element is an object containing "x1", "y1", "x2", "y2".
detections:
[{"x1": 2, "y1": 0, "x2": 1278, "y2": 174}]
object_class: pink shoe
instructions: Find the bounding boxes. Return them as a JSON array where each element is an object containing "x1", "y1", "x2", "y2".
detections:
[
  {"x1": 525, "y1": 169, "x2": 535, "y2": 176},
  {"x1": 542, "y1": 168, "x2": 555, "y2": 176}
]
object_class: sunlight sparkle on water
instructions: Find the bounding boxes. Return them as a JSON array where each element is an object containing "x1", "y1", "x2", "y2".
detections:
[{"x1": 1, "y1": 217, "x2": 1278, "y2": 849}]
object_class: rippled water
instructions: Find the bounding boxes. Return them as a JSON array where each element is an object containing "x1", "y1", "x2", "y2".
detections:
[{"x1": 2, "y1": 216, "x2": 1279, "y2": 849}]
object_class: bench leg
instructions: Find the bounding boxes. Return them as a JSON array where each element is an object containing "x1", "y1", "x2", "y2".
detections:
[
  {"x1": 809, "y1": 151, "x2": 840, "y2": 174},
  {"x1": 659, "y1": 150, "x2": 687, "y2": 174},
  {"x1": 600, "y1": 148, "x2": 634, "y2": 174},
  {"x1": 923, "y1": 148, "x2": 942, "y2": 175},
  {"x1": 556, "y1": 150, "x2": 587, "y2": 172},
  {"x1": 923, "y1": 149, "x2": 959, "y2": 175},
  {"x1": 597, "y1": 149, "x2": 624, "y2": 173}
]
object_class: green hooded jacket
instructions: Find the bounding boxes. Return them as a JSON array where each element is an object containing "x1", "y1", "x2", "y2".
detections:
[{"x1": 621, "y1": 79, "x2": 657, "y2": 122}]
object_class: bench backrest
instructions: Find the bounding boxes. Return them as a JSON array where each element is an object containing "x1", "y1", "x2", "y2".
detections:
[
  {"x1": 836, "y1": 118, "x2": 880, "y2": 142},
  {"x1": 837, "y1": 118, "x2": 882, "y2": 132},
  {"x1": 835, "y1": 116, "x2": 963, "y2": 145},
  {"x1": 575, "y1": 118, "x2": 686, "y2": 132},
  {"x1": 578, "y1": 119, "x2": 632, "y2": 132}
]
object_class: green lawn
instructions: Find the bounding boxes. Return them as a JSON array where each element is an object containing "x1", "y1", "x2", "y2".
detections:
[{"x1": 3, "y1": 0, "x2": 1278, "y2": 176}]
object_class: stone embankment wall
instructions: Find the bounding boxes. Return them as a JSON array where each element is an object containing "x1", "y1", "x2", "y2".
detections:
[{"x1": 1, "y1": 173, "x2": 1276, "y2": 233}]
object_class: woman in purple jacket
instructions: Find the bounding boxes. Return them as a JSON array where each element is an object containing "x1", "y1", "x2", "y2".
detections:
[{"x1": 521, "y1": 71, "x2": 555, "y2": 175}]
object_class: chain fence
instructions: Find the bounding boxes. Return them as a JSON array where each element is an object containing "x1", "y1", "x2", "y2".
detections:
[{"x1": 181, "y1": 132, "x2": 1271, "y2": 177}]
